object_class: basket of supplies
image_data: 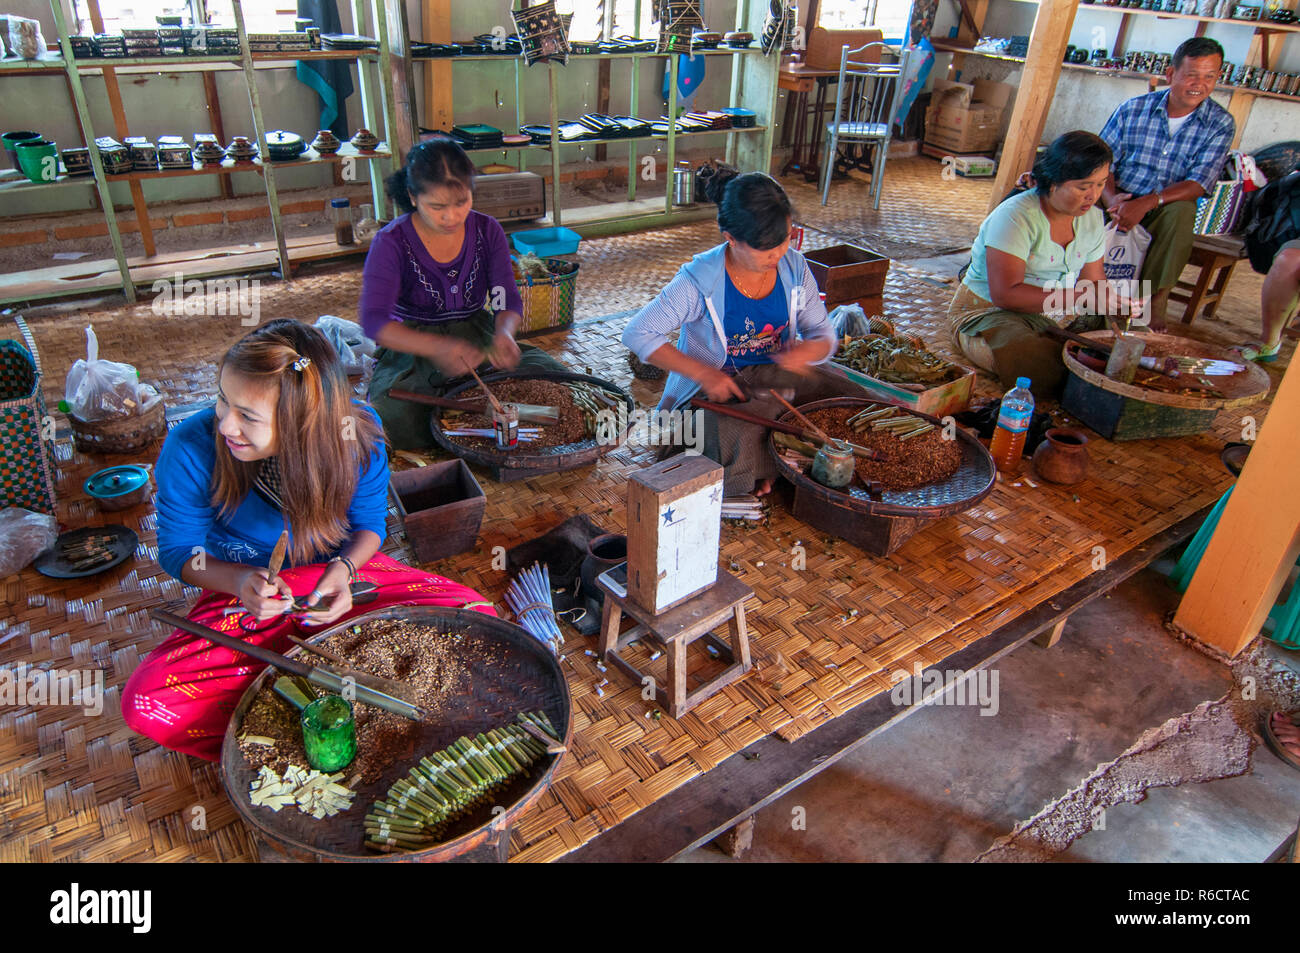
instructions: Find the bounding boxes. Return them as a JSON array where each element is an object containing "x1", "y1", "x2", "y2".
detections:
[
  {"x1": 0, "y1": 316, "x2": 57, "y2": 514},
  {"x1": 513, "y1": 256, "x2": 579, "y2": 336}
]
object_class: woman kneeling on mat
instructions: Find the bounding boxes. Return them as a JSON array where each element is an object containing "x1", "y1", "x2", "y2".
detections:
[
  {"x1": 361, "y1": 138, "x2": 569, "y2": 450},
  {"x1": 122, "y1": 319, "x2": 493, "y2": 761},
  {"x1": 623, "y1": 170, "x2": 859, "y2": 497},
  {"x1": 948, "y1": 131, "x2": 1142, "y2": 399}
]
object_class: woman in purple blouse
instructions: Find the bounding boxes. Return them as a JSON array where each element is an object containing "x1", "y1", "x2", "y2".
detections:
[{"x1": 362, "y1": 139, "x2": 568, "y2": 448}]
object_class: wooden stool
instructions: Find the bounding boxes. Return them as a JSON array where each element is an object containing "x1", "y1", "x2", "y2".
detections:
[
  {"x1": 597, "y1": 568, "x2": 753, "y2": 719},
  {"x1": 1172, "y1": 234, "x2": 1248, "y2": 324}
]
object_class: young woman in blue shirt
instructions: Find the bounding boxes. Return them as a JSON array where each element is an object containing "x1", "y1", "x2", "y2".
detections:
[{"x1": 122, "y1": 319, "x2": 494, "y2": 761}]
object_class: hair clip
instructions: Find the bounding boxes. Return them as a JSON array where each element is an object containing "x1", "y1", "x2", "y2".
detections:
[{"x1": 292, "y1": 356, "x2": 311, "y2": 372}]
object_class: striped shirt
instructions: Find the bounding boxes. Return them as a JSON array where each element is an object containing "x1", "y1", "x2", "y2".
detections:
[{"x1": 1099, "y1": 89, "x2": 1234, "y2": 197}]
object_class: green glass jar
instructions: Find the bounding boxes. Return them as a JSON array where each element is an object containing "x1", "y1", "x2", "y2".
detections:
[
  {"x1": 301, "y1": 695, "x2": 356, "y2": 772},
  {"x1": 811, "y1": 439, "x2": 855, "y2": 490}
]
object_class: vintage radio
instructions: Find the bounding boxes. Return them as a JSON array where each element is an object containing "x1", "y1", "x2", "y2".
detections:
[{"x1": 472, "y1": 171, "x2": 546, "y2": 222}]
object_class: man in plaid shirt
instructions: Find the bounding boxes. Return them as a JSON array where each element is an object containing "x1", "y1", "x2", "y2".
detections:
[{"x1": 1100, "y1": 36, "x2": 1234, "y2": 329}]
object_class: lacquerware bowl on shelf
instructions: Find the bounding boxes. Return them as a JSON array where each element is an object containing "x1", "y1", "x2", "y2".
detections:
[
  {"x1": 310, "y1": 129, "x2": 341, "y2": 154},
  {"x1": 350, "y1": 128, "x2": 379, "y2": 152}
]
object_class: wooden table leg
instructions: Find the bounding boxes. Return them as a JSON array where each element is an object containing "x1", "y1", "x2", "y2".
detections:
[
  {"x1": 598, "y1": 600, "x2": 622, "y2": 659},
  {"x1": 712, "y1": 815, "x2": 755, "y2": 858},
  {"x1": 1032, "y1": 617, "x2": 1068, "y2": 648},
  {"x1": 1179, "y1": 252, "x2": 1217, "y2": 324},
  {"x1": 729, "y1": 602, "x2": 751, "y2": 670},
  {"x1": 1203, "y1": 259, "x2": 1237, "y2": 321},
  {"x1": 668, "y1": 638, "x2": 688, "y2": 718}
]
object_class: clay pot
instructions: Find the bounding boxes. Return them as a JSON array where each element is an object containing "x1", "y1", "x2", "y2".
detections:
[
  {"x1": 579, "y1": 533, "x2": 627, "y2": 605},
  {"x1": 1032, "y1": 428, "x2": 1091, "y2": 485}
]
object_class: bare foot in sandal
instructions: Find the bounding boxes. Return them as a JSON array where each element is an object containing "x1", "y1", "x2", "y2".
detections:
[{"x1": 754, "y1": 478, "x2": 774, "y2": 497}]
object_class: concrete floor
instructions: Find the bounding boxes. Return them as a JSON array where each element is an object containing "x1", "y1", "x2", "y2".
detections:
[{"x1": 678, "y1": 564, "x2": 1300, "y2": 863}]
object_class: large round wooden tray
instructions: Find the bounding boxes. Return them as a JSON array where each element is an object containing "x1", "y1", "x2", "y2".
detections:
[
  {"x1": 1061, "y1": 331, "x2": 1271, "y2": 410},
  {"x1": 767, "y1": 397, "x2": 996, "y2": 556},
  {"x1": 769, "y1": 397, "x2": 996, "y2": 518},
  {"x1": 220, "y1": 606, "x2": 571, "y2": 863},
  {"x1": 431, "y1": 370, "x2": 633, "y2": 482}
]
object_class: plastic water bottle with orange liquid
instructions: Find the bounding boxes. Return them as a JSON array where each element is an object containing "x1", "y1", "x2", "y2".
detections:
[{"x1": 989, "y1": 377, "x2": 1033, "y2": 475}]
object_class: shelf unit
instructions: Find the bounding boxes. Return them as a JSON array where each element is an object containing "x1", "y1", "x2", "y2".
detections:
[
  {"x1": 417, "y1": 0, "x2": 781, "y2": 234},
  {"x1": 935, "y1": 1, "x2": 1300, "y2": 150},
  {"x1": 1, "y1": 0, "x2": 400, "y2": 305}
]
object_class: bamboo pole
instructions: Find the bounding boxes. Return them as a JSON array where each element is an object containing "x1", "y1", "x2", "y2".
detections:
[{"x1": 986, "y1": 0, "x2": 1081, "y2": 214}]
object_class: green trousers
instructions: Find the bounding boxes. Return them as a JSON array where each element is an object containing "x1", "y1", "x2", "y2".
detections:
[
  {"x1": 368, "y1": 310, "x2": 569, "y2": 450},
  {"x1": 1137, "y1": 200, "x2": 1197, "y2": 295},
  {"x1": 948, "y1": 284, "x2": 1105, "y2": 400}
]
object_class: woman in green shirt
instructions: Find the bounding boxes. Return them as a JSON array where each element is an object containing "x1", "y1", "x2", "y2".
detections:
[{"x1": 948, "y1": 131, "x2": 1139, "y2": 398}]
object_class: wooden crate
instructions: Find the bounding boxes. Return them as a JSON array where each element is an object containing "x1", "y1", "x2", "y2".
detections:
[
  {"x1": 804, "y1": 244, "x2": 889, "y2": 306},
  {"x1": 626, "y1": 455, "x2": 724, "y2": 615},
  {"x1": 390, "y1": 460, "x2": 486, "y2": 563}
]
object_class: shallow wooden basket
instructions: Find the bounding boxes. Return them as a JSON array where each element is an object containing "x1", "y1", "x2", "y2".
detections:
[
  {"x1": 220, "y1": 606, "x2": 572, "y2": 863},
  {"x1": 430, "y1": 370, "x2": 633, "y2": 482},
  {"x1": 768, "y1": 396, "x2": 996, "y2": 556},
  {"x1": 1061, "y1": 331, "x2": 1271, "y2": 441}
]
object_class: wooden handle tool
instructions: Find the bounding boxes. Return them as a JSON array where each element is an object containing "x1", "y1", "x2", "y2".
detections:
[
  {"x1": 462, "y1": 361, "x2": 505, "y2": 414},
  {"x1": 765, "y1": 390, "x2": 833, "y2": 444}
]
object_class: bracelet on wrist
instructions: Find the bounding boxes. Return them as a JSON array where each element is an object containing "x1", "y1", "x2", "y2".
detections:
[{"x1": 330, "y1": 555, "x2": 357, "y2": 583}]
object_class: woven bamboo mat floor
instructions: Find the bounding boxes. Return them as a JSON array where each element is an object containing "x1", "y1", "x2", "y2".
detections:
[{"x1": 3, "y1": 158, "x2": 1288, "y2": 863}]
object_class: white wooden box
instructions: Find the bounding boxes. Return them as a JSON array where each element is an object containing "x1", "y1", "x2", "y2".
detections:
[{"x1": 626, "y1": 455, "x2": 724, "y2": 615}]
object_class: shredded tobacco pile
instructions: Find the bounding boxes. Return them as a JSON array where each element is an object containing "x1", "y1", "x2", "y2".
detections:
[
  {"x1": 802, "y1": 405, "x2": 963, "y2": 490},
  {"x1": 442, "y1": 379, "x2": 590, "y2": 449},
  {"x1": 239, "y1": 619, "x2": 509, "y2": 784}
]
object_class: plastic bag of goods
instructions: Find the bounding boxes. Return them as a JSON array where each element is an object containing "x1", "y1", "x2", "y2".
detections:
[
  {"x1": 314, "y1": 315, "x2": 376, "y2": 376},
  {"x1": 61, "y1": 325, "x2": 162, "y2": 422},
  {"x1": 7, "y1": 16, "x2": 48, "y2": 60},
  {"x1": 0, "y1": 507, "x2": 58, "y2": 578}
]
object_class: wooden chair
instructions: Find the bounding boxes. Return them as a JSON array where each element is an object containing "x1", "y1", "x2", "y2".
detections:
[{"x1": 820, "y1": 41, "x2": 911, "y2": 211}]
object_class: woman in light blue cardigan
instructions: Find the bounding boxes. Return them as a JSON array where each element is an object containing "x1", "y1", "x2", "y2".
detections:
[{"x1": 623, "y1": 171, "x2": 856, "y2": 496}]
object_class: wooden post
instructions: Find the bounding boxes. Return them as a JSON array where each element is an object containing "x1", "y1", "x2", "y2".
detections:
[
  {"x1": 201, "y1": 72, "x2": 234, "y2": 199},
  {"x1": 86, "y1": 0, "x2": 156, "y2": 257},
  {"x1": 1173, "y1": 362, "x2": 1300, "y2": 656},
  {"x1": 713, "y1": 816, "x2": 755, "y2": 858},
  {"x1": 423, "y1": 0, "x2": 452, "y2": 131},
  {"x1": 987, "y1": 0, "x2": 1080, "y2": 213},
  {"x1": 949, "y1": 0, "x2": 988, "y2": 77},
  {"x1": 382, "y1": 0, "x2": 418, "y2": 160},
  {"x1": 1223, "y1": 31, "x2": 1268, "y2": 151}
]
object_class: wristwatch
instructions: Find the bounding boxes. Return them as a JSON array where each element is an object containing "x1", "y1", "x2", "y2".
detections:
[{"x1": 1154, "y1": 191, "x2": 1165, "y2": 208}]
